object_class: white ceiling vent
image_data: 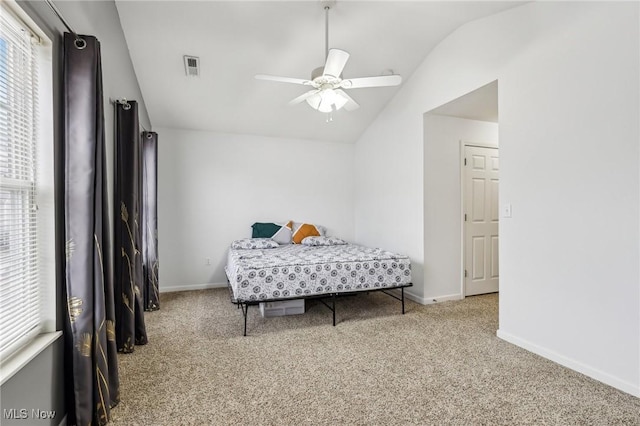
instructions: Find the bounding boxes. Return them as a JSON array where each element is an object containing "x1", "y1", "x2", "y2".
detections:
[{"x1": 183, "y1": 55, "x2": 200, "y2": 77}]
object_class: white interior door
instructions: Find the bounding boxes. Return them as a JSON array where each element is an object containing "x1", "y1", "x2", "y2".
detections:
[{"x1": 464, "y1": 145, "x2": 499, "y2": 296}]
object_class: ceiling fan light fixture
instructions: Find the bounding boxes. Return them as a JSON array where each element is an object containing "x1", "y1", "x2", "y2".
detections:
[
  {"x1": 310, "y1": 91, "x2": 334, "y2": 113},
  {"x1": 306, "y1": 93, "x2": 322, "y2": 111},
  {"x1": 319, "y1": 90, "x2": 337, "y2": 112},
  {"x1": 306, "y1": 89, "x2": 348, "y2": 113},
  {"x1": 318, "y1": 102, "x2": 333, "y2": 114},
  {"x1": 333, "y1": 90, "x2": 349, "y2": 110}
]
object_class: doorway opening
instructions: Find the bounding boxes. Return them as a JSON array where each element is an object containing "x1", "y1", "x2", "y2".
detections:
[{"x1": 423, "y1": 80, "x2": 499, "y2": 301}]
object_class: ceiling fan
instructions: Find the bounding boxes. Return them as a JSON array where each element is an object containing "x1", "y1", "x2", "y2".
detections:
[{"x1": 255, "y1": 2, "x2": 402, "y2": 118}]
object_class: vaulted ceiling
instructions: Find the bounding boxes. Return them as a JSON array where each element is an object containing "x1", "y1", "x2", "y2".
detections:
[{"x1": 115, "y1": 1, "x2": 519, "y2": 143}]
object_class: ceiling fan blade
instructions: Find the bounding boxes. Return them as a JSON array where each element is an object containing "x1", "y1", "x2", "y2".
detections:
[
  {"x1": 341, "y1": 75, "x2": 402, "y2": 89},
  {"x1": 323, "y1": 49, "x2": 350, "y2": 78},
  {"x1": 288, "y1": 90, "x2": 321, "y2": 106},
  {"x1": 335, "y1": 89, "x2": 359, "y2": 111},
  {"x1": 255, "y1": 74, "x2": 312, "y2": 85}
]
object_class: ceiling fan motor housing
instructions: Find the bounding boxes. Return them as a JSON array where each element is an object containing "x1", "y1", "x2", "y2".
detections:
[
  {"x1": 311, "y1": 66, "x2": 324, "y2": 81},
  {"x1": 311, "y1": 66, "x2": 342, "y2": 88}
]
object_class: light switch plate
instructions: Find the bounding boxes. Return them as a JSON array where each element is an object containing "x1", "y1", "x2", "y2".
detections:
[{"x1": 502, "y1": 203, "x2": 512, "y2": 218}]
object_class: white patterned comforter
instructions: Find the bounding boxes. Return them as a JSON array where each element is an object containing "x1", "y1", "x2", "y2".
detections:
[{"x1": 225, "y1": 244, "x2": 412, "y2": 302}]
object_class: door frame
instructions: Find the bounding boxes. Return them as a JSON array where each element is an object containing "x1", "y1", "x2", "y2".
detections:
[{"x1": 460, "y1": 140, "x2": 499, "y2": 298}]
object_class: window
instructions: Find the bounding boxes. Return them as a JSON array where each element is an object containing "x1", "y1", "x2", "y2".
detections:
[{"x1": 0, "y1": 3, "x2": 49, "y2": 362}]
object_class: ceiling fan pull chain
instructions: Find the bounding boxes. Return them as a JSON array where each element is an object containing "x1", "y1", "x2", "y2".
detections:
[{"x1": 326, "y1": 112, "x2": 333, "y2": 123}]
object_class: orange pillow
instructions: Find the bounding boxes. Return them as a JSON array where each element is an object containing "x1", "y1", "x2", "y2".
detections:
[{"x1": 292, "y1": 222, "x2": 326, "y2": 244}]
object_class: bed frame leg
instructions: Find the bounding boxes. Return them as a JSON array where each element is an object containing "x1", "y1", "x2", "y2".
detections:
[
  {"x1": 332, "y1": 293, "x2": 336, "y2": 326},
  {"x1": 402, "y1": 287, "x2": 405, "y2": 314},
  {"x1": 243, "y1": 303, "x2": 249, "y2": 336}
]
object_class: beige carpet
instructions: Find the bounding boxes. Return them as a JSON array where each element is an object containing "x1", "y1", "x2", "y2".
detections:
[{"x1": 110, "y1": 289, "x2": 640, "y2": 425}]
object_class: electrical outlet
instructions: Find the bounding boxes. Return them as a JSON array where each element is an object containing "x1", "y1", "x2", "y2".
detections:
[{"x1": 205, "y1": 258, "x2": 211, "y2": 266}]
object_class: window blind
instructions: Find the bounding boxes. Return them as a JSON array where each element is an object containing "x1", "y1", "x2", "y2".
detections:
[{"x1": 0, "y1": 5, "x2": 41, "y2": 361}]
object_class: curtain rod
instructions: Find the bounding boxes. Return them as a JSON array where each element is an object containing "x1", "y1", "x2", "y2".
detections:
[{"x1": 44, "y1": 0, "x2": 86, "y2": 49}]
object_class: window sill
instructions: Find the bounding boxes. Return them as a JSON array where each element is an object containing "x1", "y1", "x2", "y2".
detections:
[{"x1": 0, "y1": 331, "x2": 62, "y2": 386}]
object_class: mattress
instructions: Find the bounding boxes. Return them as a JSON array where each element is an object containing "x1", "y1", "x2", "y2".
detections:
[{"x1": 225, "y1": 243, "x2": 412, "y2": 302}]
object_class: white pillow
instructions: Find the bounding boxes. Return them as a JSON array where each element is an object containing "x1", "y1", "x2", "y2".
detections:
[
  {"x1": 301, "y1": 236, "x2": 347, "y2": 246},
  {"x1": 231, "y1": 238, "x2": 279, "y2": 250}
]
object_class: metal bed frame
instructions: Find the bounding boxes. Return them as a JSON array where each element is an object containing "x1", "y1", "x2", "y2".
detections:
[{"x1": 228, "y1": 281, "x2": 413, "y2": 336}]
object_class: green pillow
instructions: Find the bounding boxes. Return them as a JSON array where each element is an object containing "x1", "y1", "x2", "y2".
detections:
[
  {"x1": 251, "y1": 222, "x2": 281, "y2": 238},
  {"x1": 251, "y1": 221, "x2": 293, "y2": 244}
]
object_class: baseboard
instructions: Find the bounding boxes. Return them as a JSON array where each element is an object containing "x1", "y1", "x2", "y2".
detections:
[
  {"x1": 159, "y1": 283, "x2": 227, "y2": 293},
  {"x1": 403, "y1": 290, "x2": 426, "y2": 305},
  {"x1": 422, "y1": 293, "x2": 464, "y2": 304},
  {"x1": 497, "y1": 329, "x2": 640, "y2": 398},
  {"x1": 382, "y1": 288, "x2": 421, "y2": 305},
  {"x1": 386, "y1": 289, "x2": 462, "y2": 305}
]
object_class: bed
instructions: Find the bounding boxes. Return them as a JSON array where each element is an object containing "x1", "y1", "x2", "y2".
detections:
[{"x1": 225, "y1": 241, "x2": 413, "y2": 335}]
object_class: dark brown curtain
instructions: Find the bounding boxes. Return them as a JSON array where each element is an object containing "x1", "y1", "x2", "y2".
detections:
[
  {"x1": 62, "y1": 33, "x2": 119, "y2": 426},
  {"x1": 142, "y1": 131, "x2": 159, "y2": 311},
  {"x1": 114, "y1": 100, "x2": 148, "y2": 352}
]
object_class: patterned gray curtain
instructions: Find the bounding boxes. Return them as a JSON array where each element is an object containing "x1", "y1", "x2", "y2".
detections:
[
  {"x1": 62, "y1": 33, "x2": 119, "y2": 426},
  {"x1": 114, "y1": 100, "x2": 148, "y2": 352},
  {"x1": 142, "y1": 131, "x2": 159, "y2": 311}
]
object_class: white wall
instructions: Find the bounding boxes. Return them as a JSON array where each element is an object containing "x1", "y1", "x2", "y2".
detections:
[
  {"x1": 496, "y1": 2, "x2": 639, "y2": 395},
  {"x1": 157, "y1": 127, "x2": 355, "y2": 291},
  {"x1": 355, "y1": 2, "x2": 639, "y2": 396},
  {"x1": 0, "y1": 339, "x2": 64, "y2": 426},
  {"x1": 353, "y1": 102, "x2": 425, "y2": 299},
  {"x1": 423, "y1": 115, "x2": 498, "y2": 303}
]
